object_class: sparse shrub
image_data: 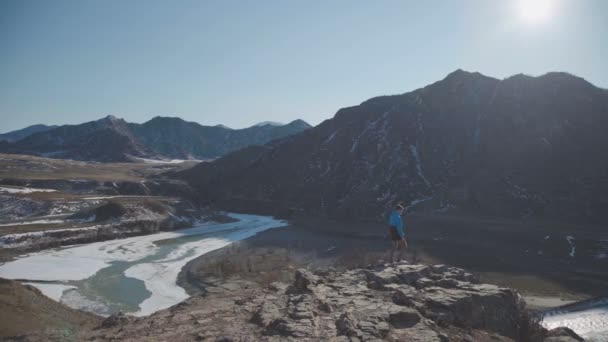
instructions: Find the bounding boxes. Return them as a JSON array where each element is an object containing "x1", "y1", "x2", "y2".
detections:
[
  {"x1": 142, "y1": 199, "x2": 168, "y2": 214},
  {"x1": 94, "y1": 200, "x2": 127, "y2": 221}
]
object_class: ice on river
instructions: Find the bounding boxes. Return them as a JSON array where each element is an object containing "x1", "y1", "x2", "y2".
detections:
[
  {"x1": 0, "y1": 213, "x2": 287, "y2": 316},
  {"x1": 543, "y1": 298, "x2": 608, "y2": 341},
  {"x1": 24, "y1": 283, "x2": 77, "y2": 301}
]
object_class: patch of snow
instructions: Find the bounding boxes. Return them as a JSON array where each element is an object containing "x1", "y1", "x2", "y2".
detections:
[
  {"x1": 0, "y1": 186, "x2": 56, "y2": 194},
  {"x1": 24, "y1": 283, "x2": 77, "y2": 301},
  {"x1": 0, "y1": 226, "x2": 102, "y2": 248},
  {"x1": 416, "y1": 112, "x2": 424, "y2": 134},
  {"x1": 566, "y1": 236, "x2": 576, "y2": 258},
  {"x1": 49, "y1": 200, "x2": 101, "y2": 215},
  {"x1": 405, "y1": 196, "x2": 433, "y2": 213},
  {"x1": 0, "y1": 219, "x2": 64, "y2": 227},
  {"x1": 133, "y1": 157, "x2": 201, "y2": 164},
  {"x1": 320, "y1": 163, "x2": 332, "y2": 177},
  {"x1": 350, "y1": 106, "x2": 395, "y2": 153},
  {"x1": 253, "y1": 121, "x2": 284, "y2": 127},
  {"x1": 82, "y1": 195, "x2": 149, "y2": 200},
  {"x1": 140, "y1": 181, "x2": 149, "y2": 191},
  {"x1": 376, "y1": 189, "x2": 394, "y2": 202},
  {"x1": 409, "y1": 144, "x2": 431, "y2": 188},
  {"x1": 323, "y1": 130, "x2": 339, "y2": 144}
]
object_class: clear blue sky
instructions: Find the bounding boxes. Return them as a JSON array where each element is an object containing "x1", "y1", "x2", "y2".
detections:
[{"x1": 1, "y1": 0, "x2": 607, "y2": 132}]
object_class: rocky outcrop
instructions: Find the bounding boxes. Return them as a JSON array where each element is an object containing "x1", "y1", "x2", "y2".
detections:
[
  {"x1": 251, "y1": 264, "x2": 533, "y2": 341},
  {"x1": 87, "y1": 262, "x2": 552, "y2": 341}
]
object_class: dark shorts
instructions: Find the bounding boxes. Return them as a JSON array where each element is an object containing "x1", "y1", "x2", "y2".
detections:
[{"x1": 389, "y1": 226, "x2": 402, "y2": 241}]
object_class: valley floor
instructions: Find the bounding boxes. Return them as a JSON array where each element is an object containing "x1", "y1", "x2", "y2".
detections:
[{"x1": 1, "y1": 212, "x2": 605, "y2": 341}]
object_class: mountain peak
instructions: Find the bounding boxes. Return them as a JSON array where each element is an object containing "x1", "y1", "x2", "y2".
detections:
[
  {"x1": 147, "y1": 116, "x2": 187, "y2": 124},
  {"x1": 286, "y1": 119, "x2": 312, "y2": 128},
  {"x1": 97, "y1": 115, "x2": 125, "y2": 125},
  {"x1": 103, "y1": 115, "x2": 118, "y2": 121},
  {"x1": 253, "y1": 121, "x2": 285, "y2": 127},
  {"x1": 443, "y1": 69, "x2": 494, "y2": 82}
]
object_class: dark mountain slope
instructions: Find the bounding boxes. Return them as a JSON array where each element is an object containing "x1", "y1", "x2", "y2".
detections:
[
  {"x1": 0, "y1": 124, "x2": 57, "y2": 143},
  {"x1": 130, "y1": 117, "x2": 311, "y2": 159},
  {"x1": 0, "y1": 116, "x2": 148, "y2": 162},
  {"x1": 177, "y1": 70, "x2": 608, "y2": 223}
]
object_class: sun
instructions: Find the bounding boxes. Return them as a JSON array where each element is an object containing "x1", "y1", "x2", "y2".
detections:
[{"x1": 518, "y1": 0, "x2": 554, "y2": 24}]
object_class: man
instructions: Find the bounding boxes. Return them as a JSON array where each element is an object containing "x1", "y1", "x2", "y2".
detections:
[{"x1": 388, "y1": 203, "x2": 408, "y2": 263}]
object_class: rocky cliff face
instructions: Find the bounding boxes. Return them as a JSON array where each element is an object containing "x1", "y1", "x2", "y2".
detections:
[
  {"x1": 0, "y1": 116, "x2": 311, "y2": 162},
  {"x1": 178, "y1": 70, "x2": 608, "y2": 223},
  {"x1": 85, "y1": 262, "x2": 578, "y2": 342}
]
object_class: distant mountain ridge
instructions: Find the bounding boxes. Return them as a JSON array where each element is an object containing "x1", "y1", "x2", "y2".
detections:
[
  {"x1": 0, "y1": 124, "x2": 57, "y2": 143},
  {"x1": 0, "y1": 116, "x2": 311, "y2": 162},
  {"x1": 177, "y1": 70, "x2": 608, "y2": 223}
]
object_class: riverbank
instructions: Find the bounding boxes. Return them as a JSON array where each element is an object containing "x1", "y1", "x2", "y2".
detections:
[
  {"x1": 0, "y1": 214, "x2": 288, "y2": 317},
  {"x1": 179, "y1": 214, "x2": 605, "y2": 310}
]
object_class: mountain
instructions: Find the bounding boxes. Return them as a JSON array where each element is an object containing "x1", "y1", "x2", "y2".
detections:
[
  {"x1": 176, "y1": 70, "x2": 608, "y2": 223},
  {"x1": 0, "y1": 116, "x2": 148, "y2": 162},
  {"x1": 253, "y1": 121, "x2": 284, "y2": 127},
  {"x1": 0, "y1": 124, "x2": 57, "y2": 143},
  {"x1": 129, "y1": 117, "x2": 311, "y2": 160},
  {"x1": 0, "y1": 116, "x2": 311, "y2": 162}
]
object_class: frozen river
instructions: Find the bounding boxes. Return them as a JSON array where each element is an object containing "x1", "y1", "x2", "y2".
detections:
[
  {"x1": 0, "y1": 213, "x2": 287, "y2": 316},
  {"x1": 543, "y1": 297, "x2": 608, "y2": 341}
]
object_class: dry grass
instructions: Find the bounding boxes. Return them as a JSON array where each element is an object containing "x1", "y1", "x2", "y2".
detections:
[
  {"x1": 0, "y1": 153, "x2": 197, "y2": 182},
  {"x1": 0, "y1": 278, "x2": 101, "y2": 339}
]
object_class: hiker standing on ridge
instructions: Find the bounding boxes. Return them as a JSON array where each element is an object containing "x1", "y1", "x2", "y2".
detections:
[{"x1": 388, "y1": 203, "x2": 408, "y2": 263}]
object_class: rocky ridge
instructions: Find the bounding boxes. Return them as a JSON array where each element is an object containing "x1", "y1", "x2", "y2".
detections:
[
  {"x1": 86, "y1": 262, "x2": 580, "y2": 342},
  {"x1": 0, "y1": 116, "x2": 311, "y2": 162}
]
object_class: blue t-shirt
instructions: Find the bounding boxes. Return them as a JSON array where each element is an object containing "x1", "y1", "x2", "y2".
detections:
[{"x1": 389, "y1": 210, "x2": 404, "y2": 238}]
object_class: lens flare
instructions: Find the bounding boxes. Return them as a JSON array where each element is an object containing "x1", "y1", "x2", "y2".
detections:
[{"x1": 518, "y1": 0, "x2": 554, "y2": 24}]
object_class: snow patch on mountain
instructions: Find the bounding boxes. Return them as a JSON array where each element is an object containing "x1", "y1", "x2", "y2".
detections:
[
  {"x1": 566, "y1": 236, "x2": 576, "y2": 257},
  {"x1": 409, "y1": 144, "x2": 431, "y2": 188}
]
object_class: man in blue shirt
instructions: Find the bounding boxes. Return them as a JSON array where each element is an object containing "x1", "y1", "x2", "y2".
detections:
[{"x1": 388, "y1": 203, "x2": 408, "y2": 263}]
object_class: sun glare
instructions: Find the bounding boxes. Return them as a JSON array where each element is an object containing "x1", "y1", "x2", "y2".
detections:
[{"x1": 518, "y1": 0, "x2": 554, "y2": 24}]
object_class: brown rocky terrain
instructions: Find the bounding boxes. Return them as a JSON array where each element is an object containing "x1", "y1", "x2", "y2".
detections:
[
  {"x1": 0, "y1": 278, "x2": 101, "y2": 340},
  {"x1": 78, "y1": 262, "x2": 580, "y2": 342},
  {"x1": 0, "y1": 153, "x2": 228, "y2": 261}
]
